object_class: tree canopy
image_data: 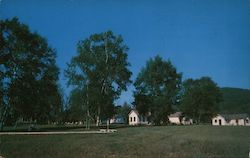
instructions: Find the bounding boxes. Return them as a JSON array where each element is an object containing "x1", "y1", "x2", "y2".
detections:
[
  {"x1": 180, "y1": 77, "x2": 222, "y2": 123},
  {"x1": 0, "y1": 18, "x2": 62, "y2": 129},
  {"x1": 134, "y1": 55, "x2": 182, "y2": 124},
  {"x1": 65, "y1": 30, "x2": 132, "y2": 126}
]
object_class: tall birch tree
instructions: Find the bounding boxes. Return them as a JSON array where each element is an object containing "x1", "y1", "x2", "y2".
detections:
[{"x1": 65, "y1": 31, "x2": 132, "y2": 126}]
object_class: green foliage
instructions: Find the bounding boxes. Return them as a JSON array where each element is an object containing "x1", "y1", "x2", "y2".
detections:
[
  {"x1": 180, "y1": 77, "x2": 222, "y2": 123},
  {"x1": 67, "y1": 88, "x2": 88, "y2": 121},
  {"x1": 219, "y1": 87, "x2": 250, "y2": 115},
  {"x1": 0, "y1": 18, "x2": 62, "y2": 126},
  {"x1": 134, "y1": 55, "x2": 182, "y2": 124},
  {"x1": 65, "y1": 31, "x2": 132, "y2": 124}
]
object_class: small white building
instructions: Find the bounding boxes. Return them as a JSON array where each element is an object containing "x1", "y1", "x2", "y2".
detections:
[
  {"x1": 128, "y1": 109, "x2": 149, "y2": 125},
  {"x1": 212, "y1": 114, "x2": 250, "y2": 126},
  {"x1": 168, "y1": 112, "x2": 193, "y2": 125},
  {"x1": 109, "y1": 115, "x2": 125, "y2": 124},
  {"x1": 168, "y1": 112, "x2": 182, "y2": 124}
]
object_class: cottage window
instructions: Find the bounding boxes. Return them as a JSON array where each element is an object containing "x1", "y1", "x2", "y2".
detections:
[
  {"x1": 134, "y1": 117, "x2": 136, "y2": 122},
  {"x1": 130, "y1": 117, "x2": 132, "y2": 122},
  {"x1": 214, "y1": 119, "x2": 217, "y2": 123},
  {"x1": 246, "y1": 119, "x2": 248, "y2": 123}
]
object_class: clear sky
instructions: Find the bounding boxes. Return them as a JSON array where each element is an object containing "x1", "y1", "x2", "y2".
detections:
[{"x1": 1, "y1": 0, "x2": 249, "y2": 105}]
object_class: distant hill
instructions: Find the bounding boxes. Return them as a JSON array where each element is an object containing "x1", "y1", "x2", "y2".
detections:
[{"x1": 219, "y1": 87, "x2": 250, "y2": 115}]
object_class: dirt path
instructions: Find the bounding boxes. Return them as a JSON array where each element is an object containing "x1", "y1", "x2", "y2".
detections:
[{"x1": 0, "y1": 129, "x2": 117, "y2": 135}]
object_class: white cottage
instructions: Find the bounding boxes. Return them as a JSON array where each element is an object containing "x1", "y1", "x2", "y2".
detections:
[
  {"x1": 168, "y1": 112, "x2": 193, "y2": 125},
  {"x1": 168, "y1": 112, "x2": 182, "y2": 124},
  {"x1": 212, "y1": 114, "x2": 250, "y2": 126},
  {"x1": 128, "y1": 110, "x2": 149, "y2": 125}
]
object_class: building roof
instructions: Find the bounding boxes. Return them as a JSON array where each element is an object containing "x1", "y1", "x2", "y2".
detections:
[
  {"x1": 169, "y1": 112, "x2": 182, "y2": 118},
  {"x1": 219, "y1": 113, "x2": 249, "y2": 121},
  {"x1": 128, "y1": 109, "x2": 139, "y2": 116}
]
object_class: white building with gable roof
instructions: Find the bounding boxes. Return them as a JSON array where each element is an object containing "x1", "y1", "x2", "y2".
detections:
[{"x1": 128, "y1": 109, "x2": 149, "y2": 125}]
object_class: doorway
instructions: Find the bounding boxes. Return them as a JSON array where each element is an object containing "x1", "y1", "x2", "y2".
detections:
[{"x1": 219, "y1": 119, "x2": 221, "y2": 125}]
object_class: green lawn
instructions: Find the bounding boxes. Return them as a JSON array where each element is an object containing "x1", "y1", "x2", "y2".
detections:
[{"x1": 0, "y1": 125, "x2": 249, "y2": 158}]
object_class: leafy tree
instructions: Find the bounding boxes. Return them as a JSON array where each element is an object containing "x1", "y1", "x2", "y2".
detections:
[
  {"x1": 134, "y1": 55, "x2": 182, "y2": 125},
  {"x1": 46, "y1": 85, "x2": 64, "y2": 123},
  {"x1": 67, "y1": 88, "x2": 87, "y2": 122},
  {"x1": 65, "y1": 31, "x2": 132, "y2": 126},
  {"x1": 133, "y1": 94, "x2": 151, "y2": 116},
  {"x1": 0, "y1": 18, "x2": 62, "y2": 129},
  {"x1": 180, "y1": 77, "x2": 222, "y2": 123}
]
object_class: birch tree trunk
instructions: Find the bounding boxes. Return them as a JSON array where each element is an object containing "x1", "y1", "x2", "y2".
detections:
[{"x1": 96, "y1": 32, "x2": 109, "y2": 127}]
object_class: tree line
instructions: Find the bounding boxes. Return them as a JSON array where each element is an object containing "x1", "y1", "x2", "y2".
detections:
[{"x1": 0, "y1": 18, "x2": 222, "y2": 130}]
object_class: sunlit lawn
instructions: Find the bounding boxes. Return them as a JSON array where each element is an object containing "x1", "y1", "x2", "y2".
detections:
[{"x1": 0, "y1": 125, "x2": 249, "y2": 158}]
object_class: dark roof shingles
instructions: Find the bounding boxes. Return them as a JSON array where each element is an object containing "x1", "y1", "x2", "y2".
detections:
[{"x1": 220, "y1": 113, "x2": 249, "y2": 120}]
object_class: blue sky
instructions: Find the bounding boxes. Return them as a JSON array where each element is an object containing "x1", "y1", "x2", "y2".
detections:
[{"x1": 1, "y1": 0, "x2": 249, "y2": 105}]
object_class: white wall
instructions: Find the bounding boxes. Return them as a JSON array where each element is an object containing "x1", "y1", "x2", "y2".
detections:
[
  {"x1": 212, "y1": 115, "x2": 227, "y2": 126},
  {"x1": 129, "y1": 111, "x2": 140, "y2": 125},
  {"x1": 169, "y1": 117, "x2": 181, "y2": 124},
  {"x1": 110, "y1": 118, "x2": 115, "y2": 124},
  {"x1": 128, "y1": 111, "x2": 149, "y2": 125},
  {"x1": 212, "y1": 115, "x2": 250, "y2": 126},
  {"x1": 229, "y1": 119, "x2": 245, "y2": 126}
]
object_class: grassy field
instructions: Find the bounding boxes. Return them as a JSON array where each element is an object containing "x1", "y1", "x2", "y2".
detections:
[{"x1": 0, "y1": 125, "x2": 249, "y2": 158}]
